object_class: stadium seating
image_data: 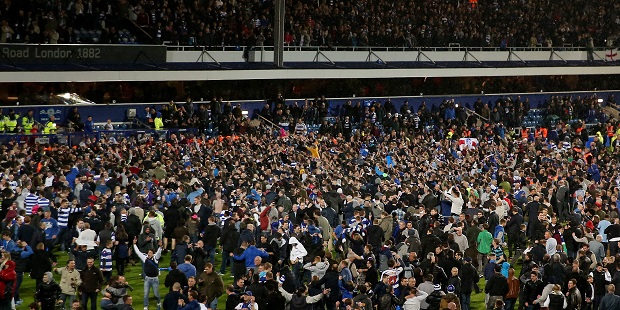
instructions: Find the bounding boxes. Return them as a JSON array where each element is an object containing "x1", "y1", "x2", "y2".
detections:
[{"x1": 0, "y1": 0, "x2": 614, "y2": 47}]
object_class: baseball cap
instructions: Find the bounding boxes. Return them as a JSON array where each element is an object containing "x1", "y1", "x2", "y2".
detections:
[{"x1": 243, "y1": 291, "x2": 253, "y2": 296}]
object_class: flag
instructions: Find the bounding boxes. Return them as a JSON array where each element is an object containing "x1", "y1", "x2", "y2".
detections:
[{"x1": 458, "y1": 138, "x2": 479, "y2": 150}]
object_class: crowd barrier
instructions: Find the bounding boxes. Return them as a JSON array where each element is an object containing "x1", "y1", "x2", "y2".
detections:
[
  {"x1": 0, "y1": 128, "x2": 199, "y2": 147},
  {"x1": 1, "y1": 90, "x2": 618, "y2": 125}
]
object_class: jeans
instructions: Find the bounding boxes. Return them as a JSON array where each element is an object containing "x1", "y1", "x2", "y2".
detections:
[
  {"x1": 220, "y1": 251, "x2": 233, "y2": 274},
  {"x1": 567, "y1": 249, "x2": 577, "y2": 259},
  {"x1": 324, "y1": 297, "x2": 337, "y2": 310},
  {"x1": 510, "y1": 249, "x2": 524, "y2": 266},
  {"x1": 292, "y1": 262, "x2": 302, "y2": 288},
  {"x1": 45, "y1": 238, "x2": 58, "y2": 252},
  {"x1": 14, "y1": 272, "x2": 23, "y2": 301},
  {"x1": 144, "y1": 276, "x2": 161, "y2": 307},
  {"x1": 209, "y1": 298, "x2": 218, "y2": 310},
  {"x1": 594, "y1": 294, "x2": 603, "y2": 309},
  {"x1": 81, "y1": 291, "x2": 98, "y2": 310},
  {"x1": 477, "y1": 252, "x2": 488, "y2": 273},
  {"x1": 59, "y1": 293, "x2": 76, "y2": 309},
  {"x1": 206, "y1": 247, "x2": 216, "y2": 266},
  {"x1": 504, "y1": 298, "x2": 516, "y2": 310},
  {"x1": 58, "y1": 227, "x2": 69, "y2": 250},
  {"x1": 116, "y1": 257, "x2": 127, "y2": 275},
  {"x1": 102, "y1": 271, "x2": 112, "y2": 283},
  {"x1": 460, "y1": 293, "x2": 471, "y2": 310},
  {"x1": 610, "y1": 242, "x2": 619, "y2": 257}
]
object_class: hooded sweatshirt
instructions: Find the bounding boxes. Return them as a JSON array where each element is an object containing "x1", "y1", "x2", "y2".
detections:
[
  {"x1": 304, "y1": 260, "x2": 329, "y2": 279},
  {"x1": 289, "y1": 237, "x2": 308, "y2": 264}
]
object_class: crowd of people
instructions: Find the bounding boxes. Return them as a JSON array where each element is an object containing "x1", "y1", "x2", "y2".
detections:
[
  {"x1": 0, "y1": 0, "x2": 616, "y2": 47},
  {"x1": 0, "y1": 91, "x2": 618, "y2": 310}
]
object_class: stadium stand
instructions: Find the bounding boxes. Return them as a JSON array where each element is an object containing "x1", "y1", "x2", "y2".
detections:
[{"x1": 0, "y1": 0, "x2": 617, "y2": 47}]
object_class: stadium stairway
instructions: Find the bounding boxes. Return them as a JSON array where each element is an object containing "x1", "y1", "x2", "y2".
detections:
[{"x1": 603, "y1": 104, "x2": 620, "y2": 120}]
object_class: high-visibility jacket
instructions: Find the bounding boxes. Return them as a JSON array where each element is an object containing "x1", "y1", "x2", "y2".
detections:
[
  {"x1": 521, "y1": 128, "x2": 529, "y2": 139},
  {"x1": 43, "y1": 121, "x2": 57, "y2": 134},
  {"x1": 5, "y1": 117, "x2": 17, "y2": 132},
  {"x1": 0, "y1": 115, "x2": 5, "y2": 132},
  {"x1": 154, "y1": 117, "x2": 164, "y2": 130},
  {"x1": 607, "y1": 125, "x2": 614, "y2": 137},
  {"x1": 535, "y1": 127, "x2": 548, "y2": 138},
  {"x1": 22, "y1": 116, "x2": 34, "y2": 133}
]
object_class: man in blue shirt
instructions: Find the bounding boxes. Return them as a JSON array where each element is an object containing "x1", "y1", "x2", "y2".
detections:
[
  {"x1": 178, "y1": 255, "x2": 197, "y2": 279},
  {"x1": 10, "y1": 240, "x2": 33, "y2": 305},
  {"x1": 0, "y1": 232, "x2": 17, "y2": 252},
  {"x1": 84, "y1": 116, "x2": 94, "y2": 133},
  {"x1": 40, "y1": 210, "x2": 60, "y2": 251}
]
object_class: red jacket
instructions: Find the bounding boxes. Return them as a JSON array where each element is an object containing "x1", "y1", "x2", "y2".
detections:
[{"x1": 0, "y1": 260, "x2": 17, "y2": 300}]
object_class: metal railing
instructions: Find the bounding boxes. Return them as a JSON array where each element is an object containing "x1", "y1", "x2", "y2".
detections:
[{"x1": 165, "y1": 45, "x2": 607, "y2": 52}]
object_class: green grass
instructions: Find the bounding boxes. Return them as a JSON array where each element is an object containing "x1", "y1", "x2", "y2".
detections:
[
  {"x1": 18, "y1": 250, "x2": 234, "y2": 309},
  {"x1": 17, "y1": 250, "x2": 520, "y2": 309}
]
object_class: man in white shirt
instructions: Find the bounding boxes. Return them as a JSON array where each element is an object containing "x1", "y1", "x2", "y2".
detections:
[
  {"x1": 44, "y1": 171, "x2": 55, "y2": 188},
  {"x1": 403, "y1": 287, "x2": 429, "y2": 310}
]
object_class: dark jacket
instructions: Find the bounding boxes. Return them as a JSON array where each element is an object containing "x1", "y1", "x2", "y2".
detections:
[
  {"x1": 221, "y1": 224, "x2": 240, "y2": 253},
  {"x1": 566, "y1": 287, "x2": 582, "y2": 310},
  {"x1": 225, "y1": 292, "x2": 241, "y2": 310},
  {"x1": 163, "y1": 291, "x2": 188, "y2": 310},
  {"x1": 10, "y1": 246, "x2": 33, "y2": 273},
  {"x1": 30, "y1": 227, "x2": 46, "y2": 247},
  {"x1": 592, "y1": 269, "x2": 610, "y2": 295},
  {"x1": 485, "y1": 273, "x2": 509, "y2": 297},
  {"x1": 197, "y1": 271, "x2": 224, "y2": 304},
  {"x1": 314, "y1": 269, "x2": 340, "y2": 302},
  {"x1": 600, "y1": 293, "x2": 620, "y2": 310},
  {"x1": 459, "y1": 262, "x2": 479, "y2": 294},
  {"x1": 178, "y1": 299, "x2": 201, "y2": 310},
  {"x1": 548, "y1": 292, "x2": 565, "y2": 310},
  {"x1": 187, "y1": 246, "x2": 207, "y2": 274},
  {"x1": 18, "y1": 224, "x2": 36, "y2": 247},
  {"x1": 79, "y1": 265, "x2": 104, "y2": 293},
  {"x1": 523, "y1": 279, "x2": 545, "y2": 303},
  {"x1": 35, "y1": 281, "x2": 61, "y2": 302},
  {"x1": 366, "y1": 225, "x2": 384, "y2": 248},
  {"x1": 264, "y1": 290, "x2": 286, "y2": 310},
  {"x1": 529, "y1": 219, "x2": 546, "y2": 240},
  {"x1": 247, "y1": 282, "x2": 267, "y2": 309},
  {"x1": 30, "y1": 249, "x2": 53, "y2": 280},
  {"x1": 164, "y1": 269, "x2": 188, "y2": 290},
  {"x1": 232, "y1": 247, "x2": 247, "y2": 276},
  {"x1": 202, "y1": 223, "x2": 221, "y2": 249},
  {"x1": 505, "y1": 213, "x2": 523, "y2": 236}
]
